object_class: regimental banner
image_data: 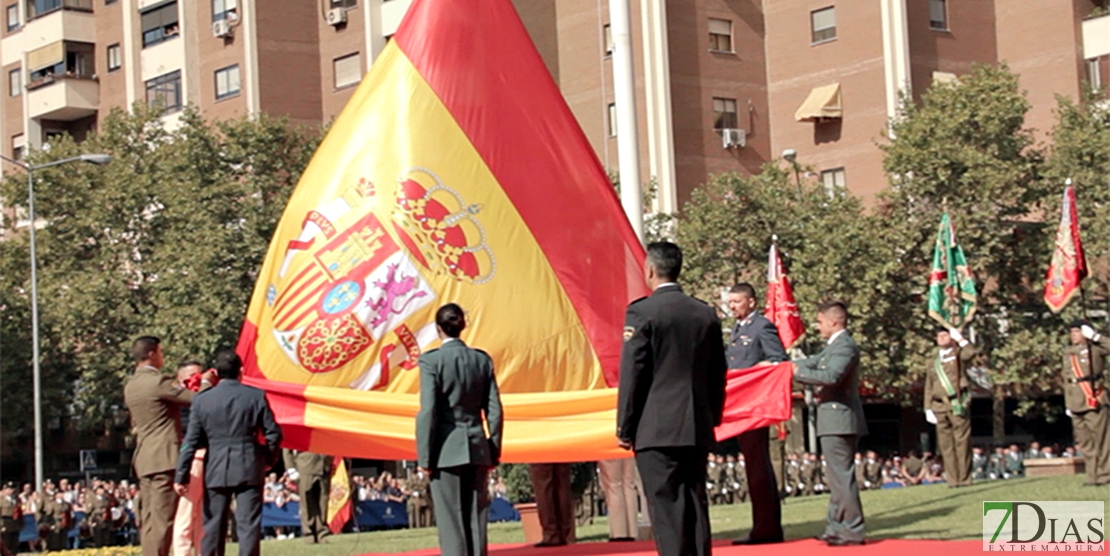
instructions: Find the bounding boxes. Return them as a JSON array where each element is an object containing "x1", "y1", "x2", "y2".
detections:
[
  {"x1": 927, "y1": 213, "x2": 977, "y2": 330},
  {"x1": 765, "y1": 242, "x2": 805, "y2": 350},
  {"x1": 1044, "y1": 185, "x2": 1087, "y2": 313},
  {"x1": 237, "y1": 0, "x2": 648, "y2": 462}
]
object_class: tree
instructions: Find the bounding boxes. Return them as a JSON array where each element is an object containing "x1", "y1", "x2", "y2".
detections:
[
  {"x1": 0, "y1": 105, "x2": 321, "y2": 448},
  {"x1": 878, "y1": 63, "x2": 1056, "y2": 418}
]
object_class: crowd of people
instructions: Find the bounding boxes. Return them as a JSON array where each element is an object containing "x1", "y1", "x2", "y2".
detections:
[{"x1": 1, "y1": 478, "x2": 141, "y2": 551}]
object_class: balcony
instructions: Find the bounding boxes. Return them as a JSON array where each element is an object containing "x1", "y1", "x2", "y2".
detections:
[
  {"x1": 27, "y1": 76, "x2": 98, "y2": 120},
  {"x1": 1083, "y1": 12, "x2": 1110, "y2": 60}
]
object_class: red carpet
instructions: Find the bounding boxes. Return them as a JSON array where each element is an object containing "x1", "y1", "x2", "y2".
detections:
[{"x1": 386, "y1": 538, "x2": 984, "y2": 555}]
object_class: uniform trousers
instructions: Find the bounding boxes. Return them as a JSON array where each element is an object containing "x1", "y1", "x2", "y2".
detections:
[
  {"x1": 529, "y1": 464, "x2": 575, "y2": 545},
  {"x1": 139, "y1": 471, "x2": 178, "y2": 556},
  {"x1": 737, "y1": 427, "x2": 783, "y2": 541},
  {"x1": 1072, "y1": 405, "x2": 1110, "y2": 484},
  {"x1": 635, "y1": 447, "x2": 711, "y2": 556},
  {"x1": 201, "y1": 486, "x2": 261, "y2": 556},
  {"x1": 598, "y1": 458, "x2": 639, "y2": 539},
  {"x1": 935, "y1": 410, "x2": 972, "y2": 486},
  {"x1": 819, "y1": 435, "x2": 865, "y2": 543},
  {"x1": 430, "y1": 465, "x2": 490, "y2": 556},
  {"x1": 299, "y1": 474, "x2": 330, "y2": 541}
]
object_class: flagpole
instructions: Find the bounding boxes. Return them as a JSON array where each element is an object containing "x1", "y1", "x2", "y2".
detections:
[{"x1": 610, "y1": 0, "x2": 644, "y2": 243}]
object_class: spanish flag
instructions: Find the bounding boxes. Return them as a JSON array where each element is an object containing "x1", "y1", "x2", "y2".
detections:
[
  {"x1": 236, "y1": 0, "x2": 648, "y2": 462},
  {"x1": 326, "y1": 457, "x2": 351, "y2": 535}
]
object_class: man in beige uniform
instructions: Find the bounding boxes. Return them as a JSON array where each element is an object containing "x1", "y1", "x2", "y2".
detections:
[
  {"x1": 282, "y1": 450, "x2": 331, "y2": 544},
  {"x1": 0, "y1": 483, "x2": 20, "y2": 555},
  {"x1": 923, "y1": 327, "x2": 978, "y2": 487},
  {"x1": 124, "y1": 336, "x2": 211, "y2": 556},
  {"x1": 1064, "y1": 322, "x2": 1110, "y2": 486}
]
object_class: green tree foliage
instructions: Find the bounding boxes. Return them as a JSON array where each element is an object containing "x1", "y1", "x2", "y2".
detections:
[{"x1": 0, "y1": 105, "x2": 320, "y2": 443}]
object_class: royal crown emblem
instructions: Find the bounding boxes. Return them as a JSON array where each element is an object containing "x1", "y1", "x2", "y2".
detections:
[{"x1": 391, "y1": 167, "x2": 496, "y2": 285}]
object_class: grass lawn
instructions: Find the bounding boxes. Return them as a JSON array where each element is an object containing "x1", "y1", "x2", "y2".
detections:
[{"x1": 231, "y1": 474, "x2": 1107, "y2": 554}]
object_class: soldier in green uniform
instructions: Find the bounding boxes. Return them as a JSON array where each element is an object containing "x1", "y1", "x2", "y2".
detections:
[
  {"x1": 282, "y1": 450, "x2": 331, "y2": 543},
  {"x1": 708, "y1": 455, "x2": 728, "y2": 505},
  {"x1": 783, "y1": 453, "x2": 802, "y2": 497},
  {"x1": 724, "y1": 455, "x2": 746, "y2": 504},
  {"x1": 0, "y1": 482, "x2": 21, "y2": 555},
  {"x1": 1064, "y1": 322, "x2": 1110, "y2": 485},
  {"x1": 862, "y1": 451, "x2": 882, "y2": 490},
  {"x1": 923, "y1": 327, "x2": 978, "y2": 488}
]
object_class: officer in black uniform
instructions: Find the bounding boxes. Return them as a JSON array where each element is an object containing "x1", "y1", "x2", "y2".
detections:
[{"x1": 726, "y1": 282, "x2": 787, "y2": 545}]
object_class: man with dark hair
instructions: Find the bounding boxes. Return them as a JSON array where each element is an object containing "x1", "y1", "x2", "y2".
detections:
[
  {"x1": 417, "y1": 303, "x2": 504, "y2": 556},
  {"x1": 618, "y1": 242, "x2": 727, "y2": 556},
  {"x1": 792, "y1": 301, "x2": 867, "y2": 547},
  {"x1": 725, "y1": 282, "x2": 786, "y2": 545},
  {"x1": 175, "y1": 348, "x2": 282, "y2": 556},
  {"x1": 124, "y1": 336, "x2": 212, "y2": 556},
  {"x1": 1063, "y1": 321, "x2": 1110, "y2": 485},
  {"x1": 924, "y1": 327, "x2": 978, "y2": 487}
]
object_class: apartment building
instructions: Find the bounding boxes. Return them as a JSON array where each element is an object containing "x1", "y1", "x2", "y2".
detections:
[{"x1": 1, "y1": 0, "x2": 1108, "y2": 211}]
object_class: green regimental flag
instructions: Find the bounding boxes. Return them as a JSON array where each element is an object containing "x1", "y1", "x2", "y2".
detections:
[{"x1": 927, "y1": 213, "x2": 977, "y2": 330}]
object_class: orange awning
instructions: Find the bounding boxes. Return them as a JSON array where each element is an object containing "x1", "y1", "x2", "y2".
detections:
[{"x1": 794, "y1": 83, "x2": 842, "y2": 122}]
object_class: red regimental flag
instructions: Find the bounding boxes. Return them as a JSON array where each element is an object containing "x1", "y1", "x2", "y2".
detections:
[
  {"x1": 765, "y1": 243, "x2": 806, "y2": 350},
  {"x1": 1044, "y1": 185, "x2": 1087, "y2": 313}
]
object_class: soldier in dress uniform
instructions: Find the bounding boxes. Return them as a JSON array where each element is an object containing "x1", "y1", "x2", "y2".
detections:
[
  {"x1": 784, "y1": 453, "x2": 803, "y2": 497},
  {"x1": 0, "y1": 483, "x2": 21, "y2": 555},
  {"x1": 800, "y1": 454, "x2": 817, "y2": 496},
  {"x1": 971, "y1": 447, "x2": 989, "y2": 481},
  {"x1": 709, "y1": 455, "x2": 729, "y2": 505},
  {"x1": 282, "y1": 450, "x2": 331, "y2": 543},
  {"x1": 724, "y1": 455, "x2": 744, "y2": 504},
  {"x1": 87, "y1": 484, "x2": 115, "y2": 547},
  {"x1": 38, "y1": 490, "x2": 71, "y2": 551},
  {"x1": 923, "y1": 327, "x2": 978, "y2": 487},
  {"x1": 862, "y1": 451, "x2": 882, "y2": 490},
  {"x1": 1063, "y1": 321, "x2": 1110, "y2": 486},
  {"x1": 724, "y1": 282, "x2": 787, "y2": 545},
  {"x1": 405, "y1": 469, "x2": 432, "y2": 528}
]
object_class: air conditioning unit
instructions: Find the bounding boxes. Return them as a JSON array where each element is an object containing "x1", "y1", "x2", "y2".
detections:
[
  {"x1": 326, "y1": 8, "x2": 347, "y2": 26},
  {"x1": 722, "y1": 128, "x2": 746, "y2": 149},
  {"x1": 212, "y1": 19, "x2": 232, "y2": 38}
]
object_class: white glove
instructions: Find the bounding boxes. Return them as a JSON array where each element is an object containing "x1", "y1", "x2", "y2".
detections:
[
  {"x1": 1081, "y1": 325, "x2": 1100, "y2": 342},
  {"x1": 948, "y1": 328, "x2": 964, "y2": 344},
  {"x1": 925, "y1": 409, "x2": 938, "y2": 424},
  {"x1": 1066, "y1": 409, "x2": 1073, "y2": 418}
]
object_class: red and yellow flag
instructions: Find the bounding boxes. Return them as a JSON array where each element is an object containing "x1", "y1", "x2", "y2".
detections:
[
  {"x1": 326, "y1": 457, "x2": 351, "y2": 535},
  {"x1": 236, "y1": 0, "x2": 647, "y2": 462},
  {"x1": 1044, "y1": 185, "x2": 1087, "y2": 313},
  {"x1": 765, "y1": 242, "x2": 805, "y2": 350}
]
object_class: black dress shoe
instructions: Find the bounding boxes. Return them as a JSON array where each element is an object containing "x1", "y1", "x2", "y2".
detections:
[
  {"x1": 732, "y1": 537, "x2": 784, "y2": 545},
  {"x1": 534, "y1": 541, "x2": 567, "y2": 548},
  {"x1": 827, "y1": 538, "x2": 865, "y2": 547},
  {"x1": 814, "y1": 534, "x2": 835, "y2": 542},
  {"x1": 608, "y1": 537, "x2": 635, "y2": 542}
]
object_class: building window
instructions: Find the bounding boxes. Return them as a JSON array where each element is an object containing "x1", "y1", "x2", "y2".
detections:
[
  {"x1": 330, "y1": 0, "x2": 355, "y2": 7},
  {"x1": 12, "y1": 143, "x2": 24, "y2": 161},
  {"x1": 929, "y1": 0, "x2": 947, "y2": 30},
  {"x1": 215, "y1": 64, "x2": 240, "y2": 100},
  {"x1": 713, "y1": 97, "x2": 738, "y2": 129},
  {"x1": 26, "y1": 41, "x2": 94, "y2": 89},
  {"x1": 212, "y1": 0, "x2": 236, "y2": 22},
  {"x1": 607, "y1": 103, "x2": 617, "y2": 137},
  {"x1": 8, "y1": 68, "x2": 20, "y2": 96},
  {"x1": 107, "y1": 43, "x2": 120, "y2": 71},
  {"x1": 141, "y1": 1, "x2": 179, "y2": 48},
  {"x1": 146, "y1": 70, "x2": 182, "y2": 113},
  {"x1": 821, "y1": 168, "x2": 846, "y2": 195},
  {"x1": 708, "y1": 18, "x2": 732, "y2": 52},
  {"x1": 811, "y1": 6, "x2": 836, "y2": 44},
  {"x1": 6, "y1": 4, "x2": 18, "y2": 31},
  {"x1": 106, "y1": 0, "x2": 116, "y2": 4},
  {"x1": 26, "y1": 0, "x2": 92, "y2": 19},
  {"x1": 603, "y1": 24, "x2": 612, "y2": 56},
  {"x1": 333, "y1": 53, "x2": 361, "y2": 89}
]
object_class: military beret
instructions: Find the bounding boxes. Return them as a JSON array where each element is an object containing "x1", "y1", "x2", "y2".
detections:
[{"x1": 1069, "y1": 319, "x2": 1091, "y2": 330}]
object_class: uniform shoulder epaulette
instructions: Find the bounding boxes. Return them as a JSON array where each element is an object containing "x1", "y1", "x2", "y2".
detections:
[{"x1": 628, "y1": 296, "x2": 649, "y2": 306}]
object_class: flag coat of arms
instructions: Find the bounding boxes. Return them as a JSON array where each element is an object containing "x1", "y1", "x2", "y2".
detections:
[
  {"x1": 326, "y1": 456, "x2": 352, "y2": 534},
  {"x1": 928, "y1": 213, "x2": 977, "y2": 330},
  {"x1": 1044, "y1": 185, "x2": 1086, "y2": 313},
  {"x1": 235, "y1": 0, "x2": 649, "y2": 462}
]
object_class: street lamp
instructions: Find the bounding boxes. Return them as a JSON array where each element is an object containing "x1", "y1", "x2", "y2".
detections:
[
  {"x1": 782, "y1": 148, "x2": 803, "y2": 197},
  {"x1": 0, "y1": 152, "x2": 112, "y2": 490}
]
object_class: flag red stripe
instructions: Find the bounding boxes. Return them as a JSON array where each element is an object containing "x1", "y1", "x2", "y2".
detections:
[
  {"x1": 273, "y1": 271, "x2": 325, "y2": 315},
  {"x1": 394, "y1": 0, "x2": 648, "y2": 387},
  {"x1": 237, "y1": 321, "x2": 313, "y2": 448}
]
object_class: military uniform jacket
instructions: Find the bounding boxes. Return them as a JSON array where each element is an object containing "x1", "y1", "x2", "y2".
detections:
[
  {"x1": 617, "y1": 285, "x2": 728, "y2": 450},
  {"x1": 1062, "y1": 337, "x2": 1110, "y2": 413},
  {"x1": 727, "y1": 313, "x2": 787, "y2": 369},
  {"x1": 416, "y1": 339, "x2": 504, "y2": 469},
  {"x1": 176, "y1": 379, "x2": 283, "y2": 488},
  {"x1": 124, "y1": 366, "x2": 195, "y2": 477},
  {"x1": 37, "y1": 499, "x2": 69, "y2": 532},
  {"x1": 924, "y1": 344, "x2": 979, "y2": 413},
  {"x1": 283, "y1": 450, "x2": 330, "y2": 480},
  {"x1": 0, "y1": 493, "x2": 19, "y2": 532},
  {"x1": 793, "y1": 331, "x2": 868, "y2": 437}
]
